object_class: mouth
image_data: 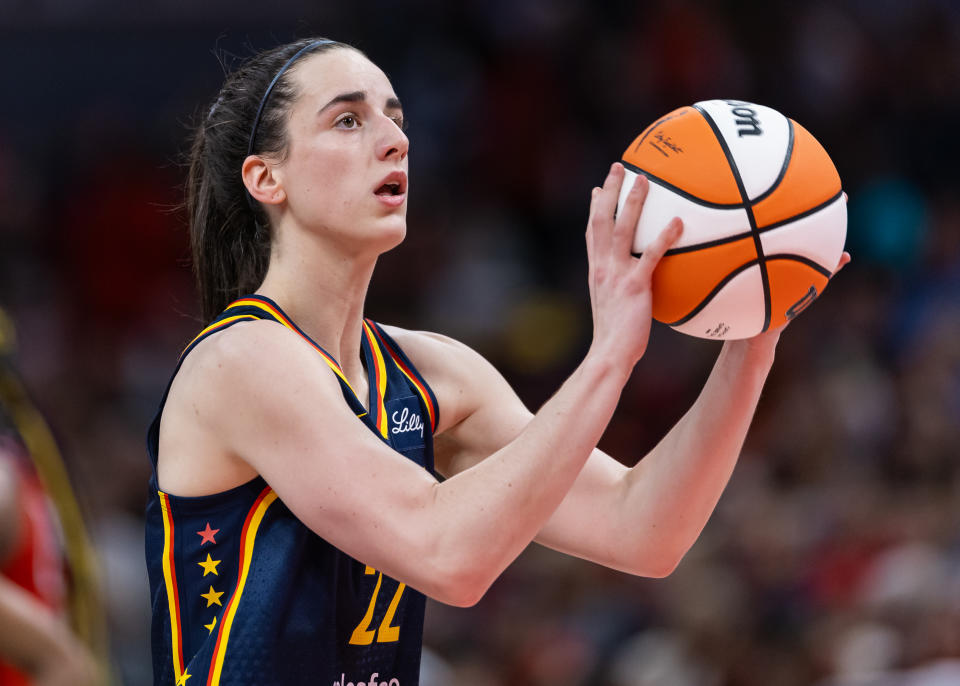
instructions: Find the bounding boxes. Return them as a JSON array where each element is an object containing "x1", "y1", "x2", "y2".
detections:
[{"x1": 374, "y1": 171, "x2": 408, "y2": 201}]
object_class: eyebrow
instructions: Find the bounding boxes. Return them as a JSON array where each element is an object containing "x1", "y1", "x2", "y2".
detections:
[{"x1": 318, "y1": 91, "x2": 403, "y2": 114}]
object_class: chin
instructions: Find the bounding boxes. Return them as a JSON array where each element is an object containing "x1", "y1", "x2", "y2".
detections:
[{"x1": 373, "y1": 215, "x2": 407, "y2": 253}]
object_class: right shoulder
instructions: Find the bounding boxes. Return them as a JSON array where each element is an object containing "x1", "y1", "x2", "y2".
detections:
[
  {"x1": 184, "y1": 317, "x2": 292, "y2": 366},
  {"x1": 176, "y1": 318, "x2": 336, "y2": 391},
  {"x1": 158, "y1": 319, "x2": 347, "y2": 495},
  {"x1": 172, "y1": 317, "x2": 351, "y2": 421}
]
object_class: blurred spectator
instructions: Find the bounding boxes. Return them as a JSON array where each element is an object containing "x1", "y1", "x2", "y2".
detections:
[{"x1": 0, "y1": 307, "x2": 109, "y2": 684}]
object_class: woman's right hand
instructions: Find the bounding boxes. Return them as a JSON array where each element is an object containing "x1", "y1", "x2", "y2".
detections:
[{"x1": 585, "y1": 162, "x2": 683, "y2": 367}]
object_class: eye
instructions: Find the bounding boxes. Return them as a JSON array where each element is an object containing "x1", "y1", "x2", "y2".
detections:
[
  {"x1": 335, "y1": 114, "x2": 360, "y2": 129},
  {"x1": 390, "y1": 115, "x2": 408, "y2": 131}
]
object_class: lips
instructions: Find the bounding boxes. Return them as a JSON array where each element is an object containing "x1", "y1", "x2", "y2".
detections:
[{"x1": 374, "y1": 171, "x2": 407, "y2": 198}]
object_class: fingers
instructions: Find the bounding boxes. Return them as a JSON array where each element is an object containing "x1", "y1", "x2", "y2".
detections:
[
  {"x1": 590, "y1": 163, "x2": 626, "y2": 253},
  {"x1": 586, "y1": 186, "x2": 600, "y2": 227},
  {"x1": 613, "y1": 174, "x2": 649, "y2": 256},
  {"x1": 585, "y1": 187, "x2": 600, "y2": 274},
  {"x1": 595, "y1": 162, "x2": 625, "y2": 221},
  {"x1": 806, "y1": 251, "x2": 850, "y2": 310},
  {"x1": 833, "y1": 250, "x2": 851, "y2": 275},
  {"x1": 636, "y1": 218, "x2": 683, "y2": 281}
]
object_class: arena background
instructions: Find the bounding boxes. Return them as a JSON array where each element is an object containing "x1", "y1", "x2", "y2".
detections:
[{"x1": 2, "y1": 1, "x2": 959, "y2": 684}]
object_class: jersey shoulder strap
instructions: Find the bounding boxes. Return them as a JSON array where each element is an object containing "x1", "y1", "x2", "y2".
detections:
[
  {"x1": 146, "y1": 295, "x2": 366, "y2": 472},
  {"x1": 363, "y1": 320, "x2": 440, "y2": 434},
  {"x1": 223, "y1": 296, "x2": 361, "y2": 397}
]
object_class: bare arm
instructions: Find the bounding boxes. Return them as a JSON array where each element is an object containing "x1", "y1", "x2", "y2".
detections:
[
  {"x1": 0, "y1": 575, "x2": 100, "y2": 686},
  {"x1": 535, "y1": 257, "x2": 847, "y2": 573},
  {"x1": 426, "y1": 272, "x2": 849, "y2": 578},
  {"x1": 194, "y1": 323, "x2": 632, "y2": 607},
  {"x1": 417, "y1": 329, "x2": 773, "y2": 577},
  {"x1": 164, "y1": 164, "x2": 682, "y2": 606},
  {"x1": 600, "y1": 336, "x2": 776, "y2": 574},
  {"x1": 0, "y1": 462, "x2": 98, "y2": 686}
]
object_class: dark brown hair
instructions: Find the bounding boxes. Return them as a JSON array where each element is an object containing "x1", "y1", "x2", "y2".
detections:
[{"x1": 186, "y1": 38, "x2": 350, "y2": 321}]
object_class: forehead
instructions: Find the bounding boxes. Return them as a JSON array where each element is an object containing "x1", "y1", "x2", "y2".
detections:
[{"x1": 290, "y1": 48, "x2": 397, "y2": 106}]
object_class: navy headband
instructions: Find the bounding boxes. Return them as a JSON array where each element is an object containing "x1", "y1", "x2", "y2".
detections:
[{"x1": 246, "y1": 39, "x2": 335, "y2": 158}]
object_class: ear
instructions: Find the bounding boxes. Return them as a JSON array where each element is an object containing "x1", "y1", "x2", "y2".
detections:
[{"x1": 241, "y1": 155, "x2": 286, "y2": 206}]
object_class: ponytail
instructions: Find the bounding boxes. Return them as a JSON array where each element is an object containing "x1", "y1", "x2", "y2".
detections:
[{"x1": 185, "y1": 38, "x2": 348, "y2": 321}]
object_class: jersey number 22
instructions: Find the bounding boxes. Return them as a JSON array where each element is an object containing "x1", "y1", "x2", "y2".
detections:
[{"x1": 349, "y1": 566, "x2": 405, "y2": 645}]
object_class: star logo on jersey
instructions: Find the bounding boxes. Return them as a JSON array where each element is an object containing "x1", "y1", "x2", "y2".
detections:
[
  {"x1": 198, "y1": 553, "x2": 221, "y2": 577},
  {"x1": 201, "y1": 585, "x2": 224, "y2": 607},
  {"x1": 176, "y1": 670, "x2": 192, "y2": 685},
  {"x1": 204, "y1": 616, "x2": 218, "y2": 634},
  {"x1": 196, "y1": 522, "x2": 219, "y2": 546}
]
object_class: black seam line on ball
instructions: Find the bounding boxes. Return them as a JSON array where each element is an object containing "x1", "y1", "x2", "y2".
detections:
[
  {"x1": 631, "y1": 228, "x2": 755, "y2": 259},
  {"x1": 756, "y1": 190, "x2": 845, "y2": 234},
  {"x1": 664, "y1": 258, "x2": 761, "y2": 327},
  {"x1": 631, "y1": 189, "x2": 846, "y2": 259},
  {"x1": 764, "y1": 254, "x2": 834, "y2": 278},
  {"x1": 693, "y1": 104, "x2": 772, "y2": 332},
  {"x1": 619, "y1": 161, "x2": 745, "y2": 210},
  {"x1": 750, "y1": 118, "x2": 795, "y2": 204}
]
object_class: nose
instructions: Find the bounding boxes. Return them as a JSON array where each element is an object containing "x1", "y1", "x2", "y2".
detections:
[{"x1": 375, "y1": 115, "x2": 409, "y2": 162}]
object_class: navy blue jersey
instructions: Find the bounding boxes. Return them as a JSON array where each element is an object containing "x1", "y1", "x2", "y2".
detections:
[{"x1": 145, "y1": 295, "x2": 439, "y2": 686}]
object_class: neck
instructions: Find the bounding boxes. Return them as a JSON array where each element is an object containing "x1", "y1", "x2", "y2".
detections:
[{"x1": 256, "y1": 227, "x2": 378, "y2": 386}]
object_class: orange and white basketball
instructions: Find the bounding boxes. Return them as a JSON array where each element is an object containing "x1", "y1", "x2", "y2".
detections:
[{"x1": 617, "y1": 99, "x2": 846, "y2": 340}]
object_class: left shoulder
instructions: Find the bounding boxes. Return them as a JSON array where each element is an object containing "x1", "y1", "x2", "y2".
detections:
[
  {"x1": 377, "y1": 325, "x2": 517, "y2": 435},
  {"x1": 378, "y1": 325, "x2": 477, "y2": 368}
]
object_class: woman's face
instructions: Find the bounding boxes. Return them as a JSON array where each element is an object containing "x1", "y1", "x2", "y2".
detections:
[{"x1": 271, "y1": 48, "x2": 409, "y2": 254}]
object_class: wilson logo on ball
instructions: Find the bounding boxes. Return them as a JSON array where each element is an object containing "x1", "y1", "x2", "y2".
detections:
[{"x1": 724, "y1": 100, "x2": 764, "y2": 137}]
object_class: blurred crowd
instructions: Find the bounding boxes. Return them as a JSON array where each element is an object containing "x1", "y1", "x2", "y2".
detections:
[{"x1": 1, "y1": 0, "x2": 959, "y2": 684}]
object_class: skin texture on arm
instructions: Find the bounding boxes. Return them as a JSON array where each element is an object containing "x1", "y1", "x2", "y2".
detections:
[
  {"x1": 408, "y1": 262, "x2": 850, "y2": 577},
  {"x1": 159, "y1": 164, "x2": 682, "y2": 607},
  {"x1": 412, "y1": 328, "x2": 777, "y2": 577},
  {"x1": 164, "y1": 314, "x2": 630, "y2": 607}
]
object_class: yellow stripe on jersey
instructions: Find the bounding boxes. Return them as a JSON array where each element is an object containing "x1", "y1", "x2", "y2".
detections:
[
  {"x1": 182, "y1": 315, "x2": 259, "y2": 357},
  {"x1": 206, "y1": 486, "x2": 278, "y2": 686},
  {"x1": 228, "y1": 298, "x2": 358, "y2": 396},
  {"x1": 368, "y1": 323, "x2": 438, "y2": 432},
  {"x1": 362, "y1": 321, "x2": 389, "y2": 439},
  {"x1": 159, "y1": 491, "x2": 186, "y2": 684}
]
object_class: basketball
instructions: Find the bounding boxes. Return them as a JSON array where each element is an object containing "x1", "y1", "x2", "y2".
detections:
[{"x1": 617, "y1": 99, "x2": 847, "y2": 340}]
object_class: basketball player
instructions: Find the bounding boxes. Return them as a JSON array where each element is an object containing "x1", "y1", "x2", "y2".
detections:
[
  {"x1": 146, "y1": 38, "x2": 848, "y2": 686},
  {"x1": 0, "y1": 448, "x2": 99, "y2": 686},
  {"x1": 0, "y1": 309, "x2": 103, "y2": 686}
]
